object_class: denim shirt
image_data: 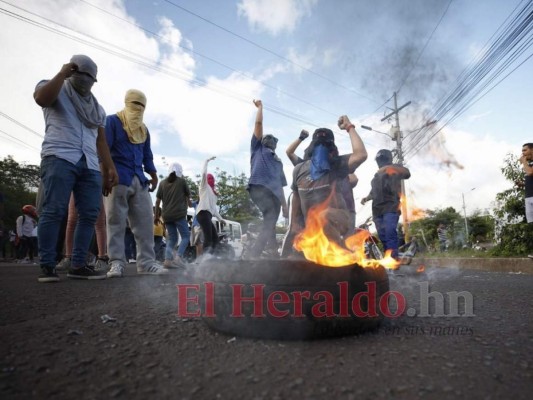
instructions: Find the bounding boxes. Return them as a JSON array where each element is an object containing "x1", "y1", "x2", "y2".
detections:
[
  {"x1": 105, "y1": 114, "x2": 156, "y2": 187},
  {"x1": 37, "y1": 80, "x2": 105, "y2": 171},
  {"x1": 247, "y1": 135, "x2": 287, "y2": 202}
]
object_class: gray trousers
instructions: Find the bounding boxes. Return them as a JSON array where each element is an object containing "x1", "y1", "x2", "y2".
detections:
[{"x1": 104, "y1": 176, "x2": 155, "y2": 268}]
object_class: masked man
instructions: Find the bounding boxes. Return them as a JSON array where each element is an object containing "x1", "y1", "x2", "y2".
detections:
[
  {"x1": 246, "y1": 99, "x2": 288, "y2": 258},
  {"x1": 104, "y1": 89, "x2": 168, "y2": 277},
  {"x1": 287, "y1": 116, "x2": 367, "y2": 250},
  {"x1": 361, "y1": 149, "x2": 411, "y2": 260},
  {"x1": 34, "y1": 55, "x2": 118, "y2": 283}
]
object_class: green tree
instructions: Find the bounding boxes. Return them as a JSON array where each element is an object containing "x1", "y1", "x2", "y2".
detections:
[
  {"x1": 491, "y1": 153, "x2": 532, "y2": 256},
  {"x1": 0, "y1": 156, "x2": 40, "y2": 229},
  {"x1": 186, "y1": 167, "x2": 260, "y2": 226}
]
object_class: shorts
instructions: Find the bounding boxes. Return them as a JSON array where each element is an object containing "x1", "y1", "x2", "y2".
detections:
[{"x1": 526, "y1": 196, "x2": 533, "y2": 223}]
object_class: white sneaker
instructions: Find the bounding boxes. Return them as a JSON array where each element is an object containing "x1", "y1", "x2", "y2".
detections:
[
  {"x1": 137, "y1": 262, "x2": 169, "y2": 275},
  {"x1": 107, "y1": 262, "x2": 125, "y2": 278}
]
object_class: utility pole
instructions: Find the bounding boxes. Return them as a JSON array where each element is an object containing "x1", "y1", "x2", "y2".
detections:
[
  {"x1": 462, "y1": 188, "x2": 476, "y2": 246},
  {"x1": 380, "y1": 92, "x2": 411, "y2": 241}
]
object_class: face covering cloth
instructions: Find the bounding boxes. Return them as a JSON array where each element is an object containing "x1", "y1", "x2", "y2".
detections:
[
  {"x1": 310, "y1": 144, "x2": 331, "y2": 181},
  {"x1": 117, "y1": 89, "x2": 148, "y2": 144}
]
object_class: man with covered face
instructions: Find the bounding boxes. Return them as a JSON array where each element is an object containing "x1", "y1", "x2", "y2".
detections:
[
  {"x1": 104, "y1": 89, "x2": 168, "y2": 277},
  {"x1": 288, "y1": 117, "x2": 367, "y2": 249},
  {"x1": 361, "y1": 149, "x2": 411, "y2": 260},
  {"x1": 246, "y1": 99, "x2": 288, "y2": 258},
  {"x1": 33, "y1": 55, "x2": 118, "y2": 283}
]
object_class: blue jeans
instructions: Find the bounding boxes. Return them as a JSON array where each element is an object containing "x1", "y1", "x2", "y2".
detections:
[
  {"x1": 38, "y1": 156, "x2": 101, "y2": 267},
  {"x1": 164, "y1": 218, "x2": 190, "y2": 259},
  {"x1": 374, "y1": 212, "x2": 400, "y2": 259}
]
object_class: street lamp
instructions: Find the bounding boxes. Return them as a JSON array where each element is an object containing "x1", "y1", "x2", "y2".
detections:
[
  {"x1": 462, "y1": 187, "x2": 476, "y2": 245},
  {"x1": 360, "y1": 125, "x2": 392, "y2": 137}
]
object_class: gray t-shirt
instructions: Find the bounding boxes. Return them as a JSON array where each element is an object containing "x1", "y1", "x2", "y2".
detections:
[{"x1": 291, "y1": 155, "x2": 350, "y2": 219}]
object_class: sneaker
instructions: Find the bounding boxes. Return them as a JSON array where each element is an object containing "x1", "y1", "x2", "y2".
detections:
[
  {"x1": 38, "y1": 266, "x2": 60, "y2": 283},
  {"x1": 163, "y1": 258, "x2": 185, "y2": 269},
  {"x1": 128, "y1": 259, "x2": 136, "y2": 264},
  {"x1": 137, "y1": 263, "x2": 169, "y2": 275},
  {"x1": 94, "y1": 257, "x2": 109, "y2": 271},
  {"x1": 67, "y1": 265, "x2": 107, "y2": 280},
  {"x1": 528, "y1": 254, "x2": 533, "y2": 259},
  {"x1": 56, "y1": 257, "x2": 71, "y2": 271},
  {"x1": 107, "y1": 262, "x2": 125, "y2": 278}
]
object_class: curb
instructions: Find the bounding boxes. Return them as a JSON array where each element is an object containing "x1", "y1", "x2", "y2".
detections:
[{"x1": 412, "y1": 257, "x2": 533, "y2": 274}]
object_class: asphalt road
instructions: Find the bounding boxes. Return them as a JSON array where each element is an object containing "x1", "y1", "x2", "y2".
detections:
[{"x1": 0, "y1": 260, "x2": 531, "y2": 399}]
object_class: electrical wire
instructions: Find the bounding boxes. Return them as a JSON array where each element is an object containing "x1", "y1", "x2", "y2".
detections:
[
  {"x1": 402, "y1": 0, "x2": 533, "y2": 160},
  {"x1": 162, "y1": 0, "x2": 381, "y2": 104}
]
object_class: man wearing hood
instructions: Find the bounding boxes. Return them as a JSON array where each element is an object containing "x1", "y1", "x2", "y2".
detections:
[
  {"x1": 104, "y1": 89, "x2": 167, "y2": 277},
  {"x1": 246, "y1": 99, "x2": 288, "y2": 258},
  {"x1": 33, "y1": 55, "x2": 118, "y2": 283},
  {"x1": 288, "y1": 116, "x2": 367, "y2": 247},
  {"x1": 155, "y1": 162, "x2": 192, "y2": 268},
  {"x1": 361, "y1": 149, "x2": 411, "y2": 260}
]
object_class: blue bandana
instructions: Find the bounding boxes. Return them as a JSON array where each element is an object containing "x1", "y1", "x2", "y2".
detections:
[{"x1": 310, "y1": 144, "x2": 331, "y2": 181}]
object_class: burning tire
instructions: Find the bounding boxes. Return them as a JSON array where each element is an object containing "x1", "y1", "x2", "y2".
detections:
[{"x1": 192, "y1": 259, "x2": 390, "y2": 340}]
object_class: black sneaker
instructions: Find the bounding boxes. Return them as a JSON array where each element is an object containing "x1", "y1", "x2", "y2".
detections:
[
  {"x1": 67, "y1": 265, "x2": 107, "y2": 280},
  {"x1": 38, "y1": 266, "x2": 60, "y2": 283}
]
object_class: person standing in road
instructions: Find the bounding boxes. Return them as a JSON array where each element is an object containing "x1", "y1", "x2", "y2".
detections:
[
  {"x1": 104, "y1": 89, "x2": 168, "y2": 278},
  {"x1": 16, "y1": 205, "x2": 38, "y2": 264},
  {"x1": 196, "y1": 157, "x2": 225, "y2": 255},
  {"x1": 33, "y1": 55, "x2": 118, "y2": 282},
  {"x1": 247, "y1": 99, "x2": 288, "y2": 258},
  {"x1": 437, "y1": 223, "x2": 448, "y2": 252},
  {"x1": 155, "y1": 162, "x2": 191, "y2": 268},
  {"x1": 361, "y1": 149, "x2": 410, "y2": 261},
  {"x1": 519, "y1": 142, "x2": 533, "y2": 258}
]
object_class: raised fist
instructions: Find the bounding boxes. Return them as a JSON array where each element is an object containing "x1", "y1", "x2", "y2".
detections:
[{"x1": 337, "y1": 115, "x2": 351, "y2": 130}]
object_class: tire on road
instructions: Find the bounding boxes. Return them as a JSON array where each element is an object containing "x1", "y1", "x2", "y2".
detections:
[{"x1": 193, "y1": 259, "x2": 390, "y2": 340}]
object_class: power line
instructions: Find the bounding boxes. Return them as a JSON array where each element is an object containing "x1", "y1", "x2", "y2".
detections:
[
  {"x1": 0, "y1": 3, "x2": 328, "y2": 128},
  {"x1": 402, "y1": 0, "x2": 533, "y2": 160},
  {"x1": 77, "y1": 0, "x2": 339, "y2": 119},
  {"x1": 0, "y1": 129, "x2": 40, "y2": 152},
  {"x1": 0, "y1": 111, "x2": 43, "y2": 139},
  {"x1": 162, "y1": 0, "x2": 381, "y2": 104}
]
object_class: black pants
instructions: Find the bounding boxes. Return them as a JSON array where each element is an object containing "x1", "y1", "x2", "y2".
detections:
[
  {"x1": 196, "y1": 210, "x2": 219, "y2": 253},
  {"x1": 249, "y1": 185, "x2": 280, "y2": 257}
]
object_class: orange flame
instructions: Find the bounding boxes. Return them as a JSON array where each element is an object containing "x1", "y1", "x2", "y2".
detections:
[
  {"x1": 293, "y1": 194, "x2": 400, "y2": 269},
  {"x1": 416, "y1": 265, "x2": 425, "y2": 273}
]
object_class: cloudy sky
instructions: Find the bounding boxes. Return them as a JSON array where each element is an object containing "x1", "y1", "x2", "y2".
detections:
[{"x1": 1, "y1": 0, "x2": 531, "y2": 225}]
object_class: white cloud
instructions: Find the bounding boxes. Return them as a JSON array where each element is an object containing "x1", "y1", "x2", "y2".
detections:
[
  {"x1": 0, "y1": 0, "x2": 263, "y2": 167},
  {"x1": 237, "y1": 0, "x2": 318, "y2": 36}
]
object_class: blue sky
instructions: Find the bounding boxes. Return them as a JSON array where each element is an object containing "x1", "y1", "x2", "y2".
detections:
[{"x1": 1, "y1": 0, "x2": 531, "y2": 224}]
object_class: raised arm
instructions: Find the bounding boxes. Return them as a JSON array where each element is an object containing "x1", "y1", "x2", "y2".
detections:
[
  {"x1": 286, "y1": 130, "x2": 309, "y2": 166},
  {"x1": 337, "y1": 115, "x2": 368, "y2": 173},
  {"x1": 253, "y1": 99, "x2": 263, "y2": 140},
  {"x1": 34, "y1": 62, "x2": 78, "y2": 107}
]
